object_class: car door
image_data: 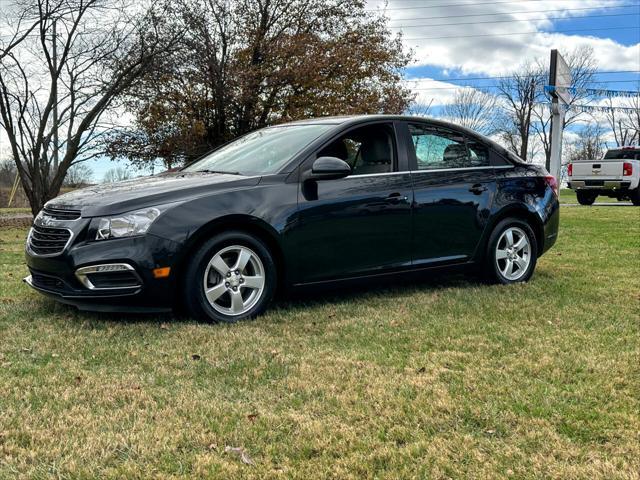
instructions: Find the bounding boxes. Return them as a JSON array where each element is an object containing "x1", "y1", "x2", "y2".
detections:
[
  {"x1": 288, "y1": 121, "x2": 413, "y2": 284},
  {"x1": 402, "y1": 121, "x2": 495, "y2": 266}
]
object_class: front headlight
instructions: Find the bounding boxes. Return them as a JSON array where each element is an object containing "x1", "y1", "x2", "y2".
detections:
[{"x1": 95, "y1": 207, "x2": 162, "y2": 240}]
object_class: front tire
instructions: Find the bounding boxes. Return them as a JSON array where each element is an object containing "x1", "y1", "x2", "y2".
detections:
[
  {"x1": 485, "y1": 218, "x2": 538, "y2": 284},
  {"x1": 576, "y1": 190, "x2": 597, "y2": 206},
  {"x1": 183, "y1": 231, "x2": 277, "y2": 322}
]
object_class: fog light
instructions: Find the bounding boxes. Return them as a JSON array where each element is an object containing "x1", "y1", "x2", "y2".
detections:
[{"x1": 75, "y1": 263, "x2": 141, "y2": 290}]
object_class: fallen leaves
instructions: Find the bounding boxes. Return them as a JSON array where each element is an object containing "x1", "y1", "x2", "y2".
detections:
[{"x1": 224, "y1": 446, "x2": 255, "y2": 466}]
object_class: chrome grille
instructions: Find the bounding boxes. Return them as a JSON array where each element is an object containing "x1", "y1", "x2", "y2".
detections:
[
  {"x1": 28, "y1": 225, "x2": 72, "y2": 256},
  {"x1": 43, "y1": 206, "x2": 81, "y2": 220}
]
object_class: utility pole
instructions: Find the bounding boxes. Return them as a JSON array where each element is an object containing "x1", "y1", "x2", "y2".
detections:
[
  {"x1": 548, "y1": 49, "x2": 571, "y2": 183},
  {"x1": 52, "y1": 18, "x2": 59, "y2": 175}
]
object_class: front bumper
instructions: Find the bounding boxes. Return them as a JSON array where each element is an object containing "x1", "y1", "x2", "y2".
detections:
[{"x1": 25, "y1": 231, "x2": 182, "y2": 313}]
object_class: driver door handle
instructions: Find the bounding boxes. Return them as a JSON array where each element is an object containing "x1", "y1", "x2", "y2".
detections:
[
  {"x1": 386, "y1": 192, "x2": 408, "y2": 204},
  {"x1": 469, "y1": 184, "x2": 488, "y2": 195}
]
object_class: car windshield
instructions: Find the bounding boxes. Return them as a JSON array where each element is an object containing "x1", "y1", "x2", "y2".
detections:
[{"x1": 183, "y1": 124, "x2": 332, "y2": 175}]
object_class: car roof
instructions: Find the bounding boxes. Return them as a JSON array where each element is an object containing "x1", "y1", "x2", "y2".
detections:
[{"x1": 284, "y1": 114, "x2": 484, "y2": 135}]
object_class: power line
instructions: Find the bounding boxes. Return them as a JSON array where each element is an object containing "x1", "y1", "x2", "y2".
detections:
[
  {"x1": 405, "y1": 71, "x2": 640, "y2": 83},
  {"x1": 366, "y1": 0, "x2": 634, "y2": 12},
  {"x1": 403, "y1": 25, "x2": 640, "y2": 41},
  {"x1": 387, "y1": 4, "x2": 640, "y2": 23},
  {"x1": 391, "y1": 12, "x2": 638, "y2": 29},
  {"x1": 408, "y1": 80, "x2": 640, "y2": 91}
]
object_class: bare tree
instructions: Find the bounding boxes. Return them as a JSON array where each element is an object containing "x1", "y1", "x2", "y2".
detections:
[
  {"x1": 63, "y1": 162, "x2": 93, "y2": 187},
  {"x1": 604, "y1": 95, "x2": 640, "y2": 147},
  {"x1": 567, "y1": 122, "x2": 606, "y2": 161},
  {"x1": 496, "y1": 63, "x2": 543, "y2": 162},
  {"x1": 406, "y1": 99, "x2": 433, "y2": 117},
  {"x1": 442, "y1": 89, "x2": 497, "y2": 135},
  {"x1": 103, "y1": 166, "x2": 131, "y2": 183},
  {"x1": 0, "y1": 0, "x2": 182, "y2": 214},
  {"x1": 531, "y1": 46, "x2": 598, "y2": 170},
  {"x1": 0, "y1": 158, "x2": 18, "y2": 188}
]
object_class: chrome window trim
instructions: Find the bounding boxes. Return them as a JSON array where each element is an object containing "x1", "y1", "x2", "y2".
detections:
[
  {"x1": 75, "y1": 263, "x2": 142, "y2": 290},
  {"x1": 346, "y1": 164, "x2": 514, "y2": 178},
  {"x1": 26, "y1": 227, "x2": 74, "y2": 258}
]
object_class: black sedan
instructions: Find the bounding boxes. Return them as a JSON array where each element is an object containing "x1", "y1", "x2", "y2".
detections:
[{"x1": 25, "y1": 115, "x2": 559, "y2": 322}]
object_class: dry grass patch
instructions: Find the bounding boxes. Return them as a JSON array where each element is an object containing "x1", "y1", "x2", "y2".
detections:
[{"x1": 0, "y1": 207, "x2": 639, "y2": 479}]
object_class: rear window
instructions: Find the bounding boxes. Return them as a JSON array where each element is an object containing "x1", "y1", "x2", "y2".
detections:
[{"x1": 604, "y1": 149, "x2": 640, "y2": 160}]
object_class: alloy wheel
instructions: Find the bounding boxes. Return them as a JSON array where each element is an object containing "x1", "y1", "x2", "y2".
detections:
[
  {"x1": 495, "y1": 226, "x2": 531, "y2": 281},
  {"x1": 203, "y1": 245, "x2": 265, "y2": 316}
]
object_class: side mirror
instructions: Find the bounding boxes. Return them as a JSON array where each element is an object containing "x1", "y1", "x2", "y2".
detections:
[{"x1": 308, "y1": 156, "x2": 351, "y2": 180}]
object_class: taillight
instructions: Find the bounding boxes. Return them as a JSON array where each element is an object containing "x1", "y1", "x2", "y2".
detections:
[
  {"x1": 567, "y1": 163, "x2": 573, "y2": 176},
  {"x1": 545, "y1": 175, "x2": 558, "y2": 196},
  {"x1": 623, "y1": 162, "x2": 633, "y2": 176}
]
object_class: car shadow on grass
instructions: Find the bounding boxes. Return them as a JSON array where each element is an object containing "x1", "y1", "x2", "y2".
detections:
[
  {"x1": 272, "y1": 269, "x2": 479, "y2": 312},
  {"x1": 35, "y1": 268, "x2": 482, "y2": 326}
]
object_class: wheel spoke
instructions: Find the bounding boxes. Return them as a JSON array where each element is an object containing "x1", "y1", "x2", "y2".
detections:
[
  {"x1": 513, "y1": 236, "x2": 527, "y2": 252},
  {"x1": 504, "y1": 259, "x2": 514, "y2": 276},
  {"x1": 496, "y1": 249, "x2": 509, "y2": 260},
  {"x1": 209, "y1": 254, "x2": 230, "y2": 276},
  {"x1": 505, "y1": 230, "x2": 514, "y2": 247},
  {"x1": 514, "y1": 256, "x2": 528, "y2": 270},
  {"x1": 234, "y1": 248, "x2": 252, "y2": 272},
  {"x1": 230, "y1": 290, "x2": 245, "y2": 314},
  {"x1": 242, "y1": 274, "x2": 264, "y2": 290},
  {"x1": 205, "y1": 282, "x2": 227, "y2": 303}
]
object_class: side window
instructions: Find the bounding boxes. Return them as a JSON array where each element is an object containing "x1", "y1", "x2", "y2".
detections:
[
  {"x1": 409, "y1": 124, "x2": 467, "y2": 170},
  {"x1": 318, "y1": 123, "x2": 395, "y2": 175},
  {"x1": 466, "y1": 139, "x2": 490, "y2": 167},
  {"x1": 409, "y1": 123, "x2": 490, "y2": 170}
]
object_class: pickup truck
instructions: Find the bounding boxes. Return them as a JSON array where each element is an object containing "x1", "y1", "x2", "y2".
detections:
[{"x1": 567, "y1": 146, "x2": 640, "y2": 206}]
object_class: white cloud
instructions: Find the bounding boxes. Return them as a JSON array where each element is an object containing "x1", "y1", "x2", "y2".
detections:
[
  {"x1": 369, "y1": 0, "x2": 640, "y2": 75},
  {"x1": 403, "y1": 78, "x2": 480, "y2": 107}
]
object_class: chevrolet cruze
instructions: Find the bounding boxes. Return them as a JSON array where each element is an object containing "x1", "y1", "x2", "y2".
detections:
[{"x1": 25, "y1": 115, "x2": 560, "y2": 322}]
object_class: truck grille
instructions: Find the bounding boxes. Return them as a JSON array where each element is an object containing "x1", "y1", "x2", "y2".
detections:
[
  {"x1": 43, "y1": 206, "x2": 81, "y2": 220},
  {"x1": 28, "y1": 225, "x2": 72, "y2": 256}
]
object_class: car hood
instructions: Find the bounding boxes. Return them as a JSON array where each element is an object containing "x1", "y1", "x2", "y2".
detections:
[{"x1": 46, "y1": 171, "x2": 262, "y2": 217}]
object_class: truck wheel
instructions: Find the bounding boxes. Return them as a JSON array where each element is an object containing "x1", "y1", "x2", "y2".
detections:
[
  {"x1": 631, "y1": 188, "x2": 640, "y2": 206},
  {"x1": 576, "y1": 190, "x2": 597, "y2": 206}
]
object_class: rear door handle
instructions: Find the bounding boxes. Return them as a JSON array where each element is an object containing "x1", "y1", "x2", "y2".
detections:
[
  {"x1": 386, "y1": 192, "x2": 408, "y2": 204},
  {"x1": 469, "y1": 184, "x2": 488, "y2": 195}
]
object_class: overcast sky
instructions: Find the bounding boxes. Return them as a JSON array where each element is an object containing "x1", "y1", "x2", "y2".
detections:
[{"x1": 1, "y1": 0, "x2": 639, "y2": 179}]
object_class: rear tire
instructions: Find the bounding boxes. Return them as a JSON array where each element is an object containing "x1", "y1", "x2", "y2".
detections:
[
  {"x1": 182, "y1": 231, "x2": 277, "y2": 323},
  {"x1": 484, "y1": 218, "x2": 538, "y2": 285},
  {"x1": 630, "y1": 188, "x2": 640, "y2": 206},
  {"x1": 576, "y1": 190, "x2": 597, "y2": 206}
]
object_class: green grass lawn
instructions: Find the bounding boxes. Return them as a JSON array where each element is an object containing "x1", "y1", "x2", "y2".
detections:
[
  {"x1": 0, "y1": 207, "x2": 31, "y2": 215},
  {"x1": 1, "y1": 207, "x2": 638, "y2": 479},
  {"x1": 558, "y1": 189, "x2": 629, "y2": 204}
]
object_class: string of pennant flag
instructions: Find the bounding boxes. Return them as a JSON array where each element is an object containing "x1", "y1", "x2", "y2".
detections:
[
  {"x1": 542, "y1": 85, "x2": 639, "y2": 112},
  {"x1": 544, "y1": 85, "x2": 639, "y2": 98},
  {"x1": 568, "y1": 104, "x2": 639, "y2": 113}
]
